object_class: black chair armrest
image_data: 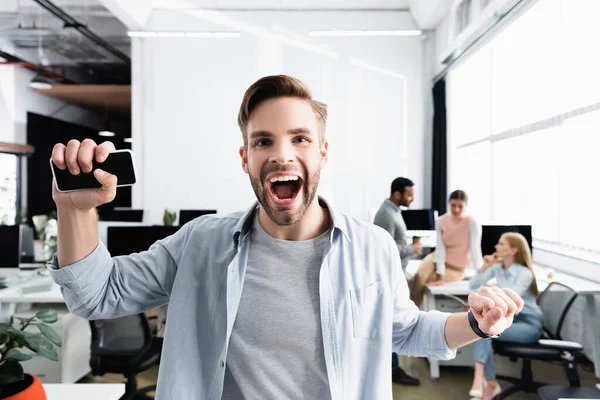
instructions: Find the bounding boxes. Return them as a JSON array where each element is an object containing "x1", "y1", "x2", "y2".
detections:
[{"x1": 538, "y1": 339, "x2": 583, "y2": 352}]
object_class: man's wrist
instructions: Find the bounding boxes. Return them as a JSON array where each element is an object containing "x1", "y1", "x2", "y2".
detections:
[{"x1": 467, "y1": 310, "x2": 500, "y2": 340}]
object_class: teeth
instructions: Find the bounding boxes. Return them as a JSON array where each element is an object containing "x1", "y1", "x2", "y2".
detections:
[{"x1": 269, "y1": 175, "x2": 299, "y2": 183}]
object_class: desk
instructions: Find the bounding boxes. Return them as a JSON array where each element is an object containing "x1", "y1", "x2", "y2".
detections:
[
  {"x1": 43, "y1": 383, "x2": 125, "y2": 400},
  {"x1": 0, "y1": 276, "x2": 91, "y2": 384},
  {"x1": 422, "y1": 266, "x2": 600, "y2": 390}
]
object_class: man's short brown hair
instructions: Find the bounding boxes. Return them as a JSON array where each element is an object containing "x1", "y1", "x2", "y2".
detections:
[{"x1": 237, "y1": 75, "x2": 328, "y2": 146}]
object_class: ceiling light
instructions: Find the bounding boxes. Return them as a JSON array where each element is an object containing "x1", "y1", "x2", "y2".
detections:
[
  {"x1": 156, "y1": 32, "x2": 185, "y2": 37},
  {"x1": 308, "y1": 29, "x2": 422, "y2": 37},
  {"x1": 123, "y1": 138, "x2": 133, "y2": 143},
  {"x1": 128, "y1": 31, "x2": 241, "y2": 38},
  {"x1": 99, "y1": 131, "x2": 115, "y2": 137},
  {"x1": 29, "y1": 68, "x2": 53, "y2": 90}
]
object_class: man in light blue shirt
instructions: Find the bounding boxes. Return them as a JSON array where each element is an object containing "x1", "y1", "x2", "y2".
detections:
[{"x1": 47, "y1": 74, "x2": 524, "y2": 400}]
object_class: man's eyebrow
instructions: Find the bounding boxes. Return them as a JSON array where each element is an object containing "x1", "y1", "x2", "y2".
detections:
[
  {"x1": 248, "y1": 128, "x2": 315, "y2": 138},
  {"x1": 248, "y1": 130, "x2": 273, "y2": 138},
  {"x1": 288, "y1": 128, "x2": 314, "y2": 135}
]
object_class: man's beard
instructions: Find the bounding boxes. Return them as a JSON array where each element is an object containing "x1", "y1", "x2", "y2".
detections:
[{"x1": 249, "y1": 164, "x2": 320, "y2": 226}]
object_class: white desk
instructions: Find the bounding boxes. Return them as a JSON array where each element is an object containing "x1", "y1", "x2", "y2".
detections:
[
  {"x1": 422, "y1": 267, "x2": 600, "y2": 391},
  {"x1": 43, "y1": 383, "x2": 125, "y2": 400},
  {"x1": 0, "y1": 276, "x2": 92, "y2": 384}
]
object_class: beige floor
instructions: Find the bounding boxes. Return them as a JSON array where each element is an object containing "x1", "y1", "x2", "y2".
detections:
[{"x1": 80, "y1": 355, "x2": 598, "y2": 400}]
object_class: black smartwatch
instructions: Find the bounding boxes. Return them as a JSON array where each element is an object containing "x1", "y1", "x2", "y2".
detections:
[{"x1": 468, "y1": 310, "x2": 500, "y2": 339}]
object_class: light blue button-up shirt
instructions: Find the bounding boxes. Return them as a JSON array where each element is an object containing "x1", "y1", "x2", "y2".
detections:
[{"x1": 48, "y1": 197, "x2": 455, "y2": 399}]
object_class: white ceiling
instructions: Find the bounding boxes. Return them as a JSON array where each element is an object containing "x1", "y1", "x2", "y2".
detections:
[
  {"x1": 0, "y1": 0, "x2": 452, "y2": 74},
  {"x1": 151, "y1": 0, "x2": 412, "y2": 10}
]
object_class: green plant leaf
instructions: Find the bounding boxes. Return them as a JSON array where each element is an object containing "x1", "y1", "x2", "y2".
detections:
[
  {"x1": 0, "y1": 359, "x2": 24, "y2": 386},
  {"x1": 36, "y1": 345, "x2": 58, "y2": 361},
  {"x1": 0, "y1": 323, "x2": 10, "y2": 335},
  {"x1": 35, "y1": 309, "x2": 58, "y2": 324},
  {"x1": 36, "y1": 323, "x2": 62, "y2": 347},
  {"x1": 24, "y1": 334, "x2": 44, "y2": 352},
  {"x1": 6, "y1": 326, "x2": 26, "y2": 338},
  {"x1": 0, "y1": 332, "x2": 10, "y2": 345},
  {"x1": 5, "y1": 348, "x2": 32, "y2": 362},
  {"x1": 29, "y1": 335, "x2": 58, "y2": 361}
]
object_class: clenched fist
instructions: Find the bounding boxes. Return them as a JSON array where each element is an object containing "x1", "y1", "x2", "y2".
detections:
[
  {"x1": 51, "y1": 139, "x2": 118, "y2": 211},
  {"x1": 468, "y1": 286, "x2": 524, "y2": 336}
]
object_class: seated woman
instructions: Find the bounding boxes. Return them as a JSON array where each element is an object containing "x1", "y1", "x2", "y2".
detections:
[
  {"x1": 468, "y1": 232, "x2": 543, "y2": 400},
  {"x1": 408, "y1": 190, "x2": 482, "y2": 307}
]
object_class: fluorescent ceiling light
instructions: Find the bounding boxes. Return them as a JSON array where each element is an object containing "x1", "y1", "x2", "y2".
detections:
[
  {"x1": 98, "y1": 130, "x2": 116, "y2": 137},
  {"x1": 127, "y1": 31, "x2": 156, "y2": 37},
  {"x1": 156, "y1": 32, "x2": 185, "y2": 37},
  {"x1": 308, "y1": 29, "x2": 422, "y2": 37},
  {"x1": 185, "y1": 9, "x2": 338, "y2": 59},
  {"x1": 123, "y1": 138, "x2": 133, "y2": 143},
  {"x1": 128, "y1": 31, "x2": 241, "y2": 38},
  {"x1": 185, "y1": 32, "x2": 241, "y2": 38},
  {"x1": 29, "y1": 81, "x2": 53, "y2": 90},
  {"x1": 29, "y1": 69, "x2": 54, "y2": 90}
]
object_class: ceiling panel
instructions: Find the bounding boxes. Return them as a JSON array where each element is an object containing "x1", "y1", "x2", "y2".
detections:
[{"x1": 152, "y1": 0, "x2": 411, "y2": 10}]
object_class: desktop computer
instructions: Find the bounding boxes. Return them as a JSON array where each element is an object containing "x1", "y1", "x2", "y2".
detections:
[
  {"x1": 401, "y1": 209, "x2": 437, "y2": 231},
  {"x1": 480, "y1": 225, "x2": 533, "y2": 256},
  {"x1": 179, "y1": 210, "x2": 217, "y2": 226},
  {"x1": 107, "y1": 226, "x2": 181, "y2": 256}
]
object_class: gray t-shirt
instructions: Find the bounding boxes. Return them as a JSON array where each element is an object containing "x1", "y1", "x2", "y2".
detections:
[{"x1": 221, "y1": 211, "x2": 331, "y2": 400}]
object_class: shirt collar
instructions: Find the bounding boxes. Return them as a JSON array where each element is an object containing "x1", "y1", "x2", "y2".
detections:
[
  {"x1": 385, "y1": 198, "x2": 401, "y2": 211},
  {"x1": 233, "y1": 196, "x2": 351, "y2": 246},
  {"x1": 503, "y1": 264, "x2": 518, "y2": 278}
]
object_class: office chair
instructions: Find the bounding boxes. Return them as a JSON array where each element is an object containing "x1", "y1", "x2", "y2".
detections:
[
  {"x1": 89, "y1": 313, "x2": 163, "y2": 400},
  {"x1": 492, "y1": 282, "x2": 584, "y2": 399},
  {"x1": 537, "y1": 384, "x2": 600, "y2": 400}
]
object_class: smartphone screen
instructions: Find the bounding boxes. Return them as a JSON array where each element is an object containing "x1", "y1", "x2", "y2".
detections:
[{"x1": 50, "y1": 150, "x2": 136, "y2": 192}]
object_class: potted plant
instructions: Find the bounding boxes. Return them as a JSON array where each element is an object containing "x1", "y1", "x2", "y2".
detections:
[
  {"x1": 163, "y1": 209, "x2": 176, "y2": 226},
  {"x1": 0, "y1": 309, "x2": 62, "y2": 399}
]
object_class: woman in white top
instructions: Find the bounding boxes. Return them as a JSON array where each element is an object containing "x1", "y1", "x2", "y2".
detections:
[{"x1": 409, "y1": 190, "x2": 482, "y2": 307}]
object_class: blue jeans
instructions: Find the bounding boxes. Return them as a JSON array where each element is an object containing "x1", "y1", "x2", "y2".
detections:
[{"x1": 474, "y1": 315, "x2": 542, "y2": 380}]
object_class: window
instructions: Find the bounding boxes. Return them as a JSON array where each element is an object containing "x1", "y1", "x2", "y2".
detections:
[
  {"x1": 447, "y1": 0, "x2": 600, "y2": 255},
  {"x1": 0, "y1": 153, "x2": 18, "y2": 225}
]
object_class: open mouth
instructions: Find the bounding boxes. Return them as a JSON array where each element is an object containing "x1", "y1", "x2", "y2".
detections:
[{"x1": 267, "y1": 175, "x2": 303, "y2": 205}]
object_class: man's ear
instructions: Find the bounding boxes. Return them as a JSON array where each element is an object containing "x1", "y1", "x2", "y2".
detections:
[
  {"x1": 320, "y1": 140, "x2": 329, "y2": 169},
  {"x1": 239, "y1": 146, "x2": 249, "y2": 174}
]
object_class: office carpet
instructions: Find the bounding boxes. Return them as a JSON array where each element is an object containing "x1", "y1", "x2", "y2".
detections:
[{"x1": 79, "y1": 356, "x2": 598, "y2": 399}]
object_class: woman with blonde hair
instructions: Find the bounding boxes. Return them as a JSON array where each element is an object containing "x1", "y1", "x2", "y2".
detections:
[
  {"x1": 408, "y1": 190, "x2": 482, "y2": 307},
  {"x1": 468, "y1": 232, "x2": 543, "y2": 400}
]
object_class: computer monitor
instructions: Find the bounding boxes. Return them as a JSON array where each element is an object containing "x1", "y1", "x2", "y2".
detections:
[
  {"x1": 179, "y1": 210, "x2": 217, "y2": 226},
  {"x1": 0, "y1": 225, "x2": 20, "y2": 269},
  {"x1": 401, "y1": 209, "x2": 437, "y2": 231},
  {"x1": 107, "y1": 226, "x2": 181, "y2": 256},
  {"x1": 481, "y1": 225, "x2": 533, "y2": 256},
  {"x1": 98, "y1": 208, "x2": 144, "y2": 222},
  {"x1": 19, "y1": 225, "x2": 35, "y2": 263}
]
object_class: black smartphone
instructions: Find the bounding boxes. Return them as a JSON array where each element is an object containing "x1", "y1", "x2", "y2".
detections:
[{"x1": 50, "y1": 149, "x2": 137, "y2": 192}]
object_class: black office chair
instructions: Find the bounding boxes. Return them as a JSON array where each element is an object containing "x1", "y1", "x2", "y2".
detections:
[
  {"x1": 89, "y1": 313, "x2": 163, "y2": 400},
  {"x1": 492, "y1": 282, "x2": 584, "y2": 399},
  {"x1": 537, "y1": 384, "x2": 600, "y2": 400}
]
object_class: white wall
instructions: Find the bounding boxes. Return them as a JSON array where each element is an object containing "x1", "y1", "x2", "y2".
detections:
[
  {"x1": 433, "y1": 13, "x2": 452, "y2": 77},
  {"x1": 1, "y1": 41, "x2": 126, "y2": 216},
  {"x1": 132, "y1": 11, "x2": 430, "y2": 224}
]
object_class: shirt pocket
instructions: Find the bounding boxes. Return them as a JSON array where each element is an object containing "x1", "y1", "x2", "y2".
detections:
[{"x1": 350, "y1": 281, "x2": 385, "y2": 340}]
